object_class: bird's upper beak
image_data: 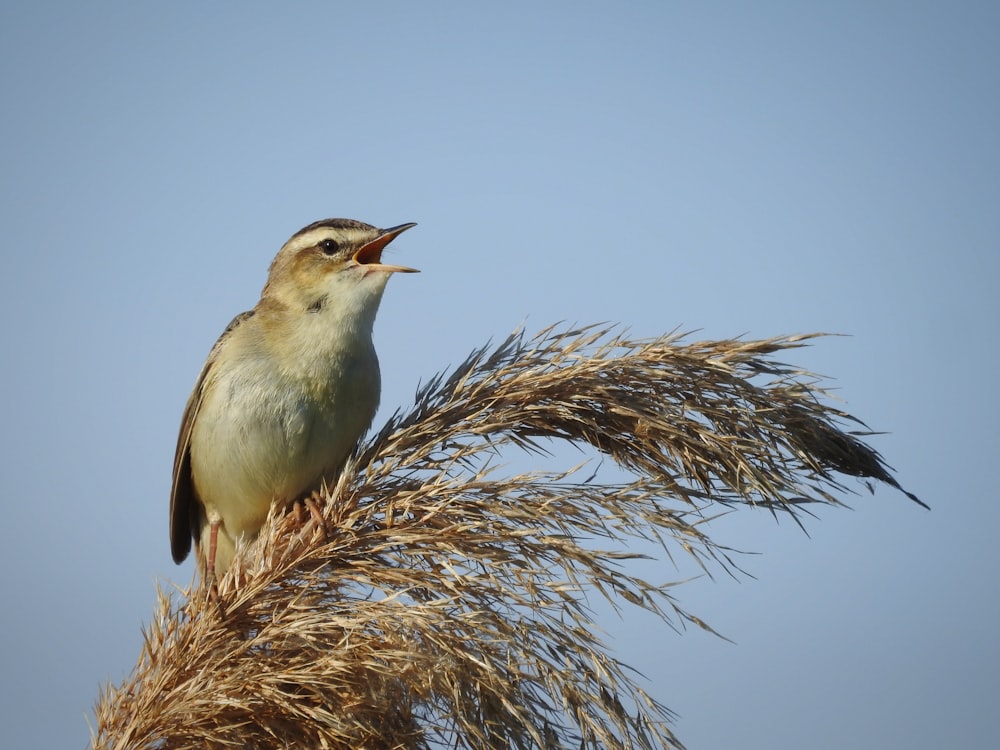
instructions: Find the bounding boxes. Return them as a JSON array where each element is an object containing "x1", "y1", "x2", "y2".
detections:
[{"x1": 354, "y1": 223, "x2": 419, "y2": 273}]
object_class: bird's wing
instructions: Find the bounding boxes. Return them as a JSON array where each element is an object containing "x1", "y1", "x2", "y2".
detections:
[{"x1": 169, "y1": 310, "x2": 256, "y2": 563}]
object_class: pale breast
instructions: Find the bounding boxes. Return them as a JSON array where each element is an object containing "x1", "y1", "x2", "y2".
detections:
[{"x1": 190, "y1": 343, "x2": 380, "y2": 543}]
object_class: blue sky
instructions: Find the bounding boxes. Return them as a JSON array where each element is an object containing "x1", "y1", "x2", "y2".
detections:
[{"x1": 1, "y1": 3, "x2": 997, "y2": 748}]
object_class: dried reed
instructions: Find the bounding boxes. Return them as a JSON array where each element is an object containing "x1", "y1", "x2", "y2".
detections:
[{"x1": 92, "y1": 324, "x2": 924, "y2": 749}]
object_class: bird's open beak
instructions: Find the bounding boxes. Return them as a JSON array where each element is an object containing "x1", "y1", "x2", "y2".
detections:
[{"x1": 354, "y1": 223, "x2": 419, "y2": 273}]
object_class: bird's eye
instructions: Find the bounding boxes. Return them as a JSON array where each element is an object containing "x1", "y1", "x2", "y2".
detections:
[{"x1": 318, "y1": 239, "x2": 340, "y2": 256}]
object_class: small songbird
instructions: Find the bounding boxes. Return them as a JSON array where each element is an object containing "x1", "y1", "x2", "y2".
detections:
[{"x1": 169, "y1": 218, "x2": 418, "y2": 580}]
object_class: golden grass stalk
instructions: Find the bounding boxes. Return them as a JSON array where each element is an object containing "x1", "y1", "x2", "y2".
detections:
[{"x1": 92, "y1": 324, "x2": 924, "y2": 750}]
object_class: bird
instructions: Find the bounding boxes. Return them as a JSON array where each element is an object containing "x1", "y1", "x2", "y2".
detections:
[{"x1": 169, "y1": 218, "x2": 418, "y2": 581}]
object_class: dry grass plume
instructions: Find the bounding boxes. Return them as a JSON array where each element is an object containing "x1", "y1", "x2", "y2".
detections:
[{"x1": 92, "y1": 324, "x2": 924, "y2": 749}]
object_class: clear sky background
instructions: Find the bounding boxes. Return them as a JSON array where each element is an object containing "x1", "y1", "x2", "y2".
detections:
[{"x1": 1, "y1": 3, "x2": 997, "y2": 748}]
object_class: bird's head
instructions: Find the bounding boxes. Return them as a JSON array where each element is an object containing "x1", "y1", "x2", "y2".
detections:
[{"x1": 261, "y1": 219, "x2": 418, "y2": 317}]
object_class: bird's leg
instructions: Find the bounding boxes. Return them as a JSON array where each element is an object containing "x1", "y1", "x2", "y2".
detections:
[
  {"x1": 207, "y1": 520, "x2": 220, "y2": 578},
  {"x1": 205, "y1": 520, "x2": 222, "y2": 605}
]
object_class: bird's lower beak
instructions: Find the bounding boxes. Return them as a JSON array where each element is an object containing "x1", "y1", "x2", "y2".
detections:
[{"x1": 354, "y1": 222, "x2": 420, "y2": 273}]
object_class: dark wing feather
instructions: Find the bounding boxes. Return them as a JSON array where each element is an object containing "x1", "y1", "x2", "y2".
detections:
[{"x1": 169, "y1": 311, "x2": 255, "y2": 563}]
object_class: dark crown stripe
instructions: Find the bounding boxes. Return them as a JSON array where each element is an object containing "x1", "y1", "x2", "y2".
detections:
[{"x1": 289, "y1": 218, "x2": 376, "y2": 241}]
